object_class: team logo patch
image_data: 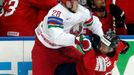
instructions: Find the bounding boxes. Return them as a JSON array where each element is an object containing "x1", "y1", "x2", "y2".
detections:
[{"x1": 70, "y1": 23, "x2": 83, "y2": 36}]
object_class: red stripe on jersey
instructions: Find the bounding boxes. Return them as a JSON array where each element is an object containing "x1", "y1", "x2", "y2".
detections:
[{"x1": 84, "y1": 18, "x2": 93, "y2": 24}]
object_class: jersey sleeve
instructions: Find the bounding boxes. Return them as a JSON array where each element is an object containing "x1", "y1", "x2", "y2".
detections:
[
  {"x1": 116, "y1": 41, "x2": 128, "y2": 54},
  {"x1": 44, "y1": 8, "x2": 76, "y2": 46},
  {"x1": 83, "y1": 50, "x2": 96, "y2": 70},
  {"x1": 83, "y1": 10, "x2": 104, "y2": 37},
  {"x1": 28, "y1": 0, "x2": 57, "y2": 9},
  {"x1": 83, "y1": 50, "x2": 107, "y2": 72},
  {"x1": 89, "y1": 16, "x2": 104, "y2": 37}
]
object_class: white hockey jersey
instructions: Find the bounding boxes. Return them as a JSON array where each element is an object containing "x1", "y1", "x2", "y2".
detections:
[{"x1": 35, "y1": 3, "x2": 104, "y2": 49}]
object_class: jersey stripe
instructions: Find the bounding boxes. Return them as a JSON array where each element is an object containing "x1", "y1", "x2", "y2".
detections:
[
  {"x1": 84, "y1": 18, "x2": 93, "y2": 26},
  {"x1": 47, "y1": 16, "x2": 63, "y2": 25},
  {"x1": 47, "y1": 16, "x2": 63, "y2": 28},
  {"x1": 48, "y1": 24, "x2": 64, "y2": 28}
]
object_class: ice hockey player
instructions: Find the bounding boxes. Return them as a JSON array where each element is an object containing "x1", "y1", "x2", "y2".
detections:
[
  {"x1": 55, "y1": 31, "x2": 129, "y2": 75},
  {"x1": 32, "y1": 0, "x2": 104, "y2": 75}
]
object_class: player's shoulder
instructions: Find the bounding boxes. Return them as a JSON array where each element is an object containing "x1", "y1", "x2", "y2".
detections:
[
  {"x1": 45, "y1": 4, "x2": 65, "y2": 21},
  {"x1": 47, "y1": 3, "x2": 67, "y2": 19},
  {"x1": 49, "y1": 4, "x2": 63, "y2": 12},
  {"x1": 78, "y1": 4, "x2": 91, "y2": 14},
  {"x1": 47, "y1": 4, "x2": 64, "y2": 16},
  {"x1": 78, "y1": 4, "x2": 93, "y2": 19}
]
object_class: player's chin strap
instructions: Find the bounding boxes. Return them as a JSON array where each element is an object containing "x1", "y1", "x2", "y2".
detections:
[{"x1": 75, "y1": 35, "x2": 92, "y2": 52}]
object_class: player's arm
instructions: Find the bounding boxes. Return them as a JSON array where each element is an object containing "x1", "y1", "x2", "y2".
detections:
[
  {"x1": 116, "y1": 40, "x2": 130, "y2": 54},
  {"x1": 83, "y1": 10, "x2": 104, "y2": 37},
  {"x1": 83, "y1": 50, "x2": 107, "y2": 72},
  {"x1": 45, "y1": 10, "x2": 91, "y2": 49},
  {"x1": 110, "y1": 4, "x2": 127, "y2": 35},
  {"x1": 28, "y1": 0, "x2": 57, "y2": 9},
  {"x1": 46, "y1": 19, "x2": 76, "y2": 46},
  {"x1": 88, "y1": 15, "x2": 104, "y2": 36},
  {"x1": 44, "y1": 9, "x2": 76, "y2": 46}
]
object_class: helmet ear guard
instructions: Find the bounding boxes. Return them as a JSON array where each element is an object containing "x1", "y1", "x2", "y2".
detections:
[
  {"x1": 79, "y1": 0, "x2": 87, "y2": 6},
  {"x1": 79, "y1": 0, "x2": 94, "y2": 9},
  {"x1": 58, "y1": 0, "x2": 60, "y2": 3}
]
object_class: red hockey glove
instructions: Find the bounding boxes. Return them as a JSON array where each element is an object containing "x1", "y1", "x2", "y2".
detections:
[
  {"x1": 120, "y1": 41, "x2": 130, "y2": 54},
  {"x1": 75, "y1": 35, "x2": 92, "y2": 52}
]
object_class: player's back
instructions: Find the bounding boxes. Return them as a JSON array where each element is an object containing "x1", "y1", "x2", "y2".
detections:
[{"x1": 0, "y1": 0, "x2": 38, "y2": 36}]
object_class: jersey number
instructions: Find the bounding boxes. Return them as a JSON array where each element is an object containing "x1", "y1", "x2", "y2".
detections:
[
  {"x1": 52, "y1": 10, "x2": 61, "y2": 17},
  {"x1": 0, "y1": 0, "x2": 19, "y2": 16}
]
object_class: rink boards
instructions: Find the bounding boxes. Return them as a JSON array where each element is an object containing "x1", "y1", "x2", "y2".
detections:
[{"x1": 0, "y1": 36, "x2": 133, "y2": 75}]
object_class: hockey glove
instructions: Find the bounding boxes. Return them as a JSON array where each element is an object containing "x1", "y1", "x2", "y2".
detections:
[
  {"x1": 75, "y1": 35, "x2": 92, "y2": 52},
  {"x1": 110, "y1": 4, "x2": 125, "y2": 28},
  {"x1": 120, "y1": 41, "x2": 130, "y2": 54},
  {"x1": 110, "y1": 4, "x2": 125, "y2": 21}
]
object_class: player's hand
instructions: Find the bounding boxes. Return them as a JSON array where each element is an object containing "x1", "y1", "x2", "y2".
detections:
[
  {"x1": 120, "y1": 41, "x2": 130, "y2": 54},
  {"x1": 110, "y1": 4, "x2": 125, "y2": 22},
  {"x1": 75, "y1": 35, "x2": 92, "y2": 52},
  {"x1": 110, "y1": 4, "x2": 126, "y2": 28}
]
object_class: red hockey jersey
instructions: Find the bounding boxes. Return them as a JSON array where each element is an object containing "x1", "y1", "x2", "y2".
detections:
[
  {"x1": 116, "y1": 0, "x2": 134, "y2": 24},
  {"x1": 0, "y1": 0, "x2": 57, "y2": 36},
  {"x1": 76, "y1": 41, "x2": 126, "y2": 75}
]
